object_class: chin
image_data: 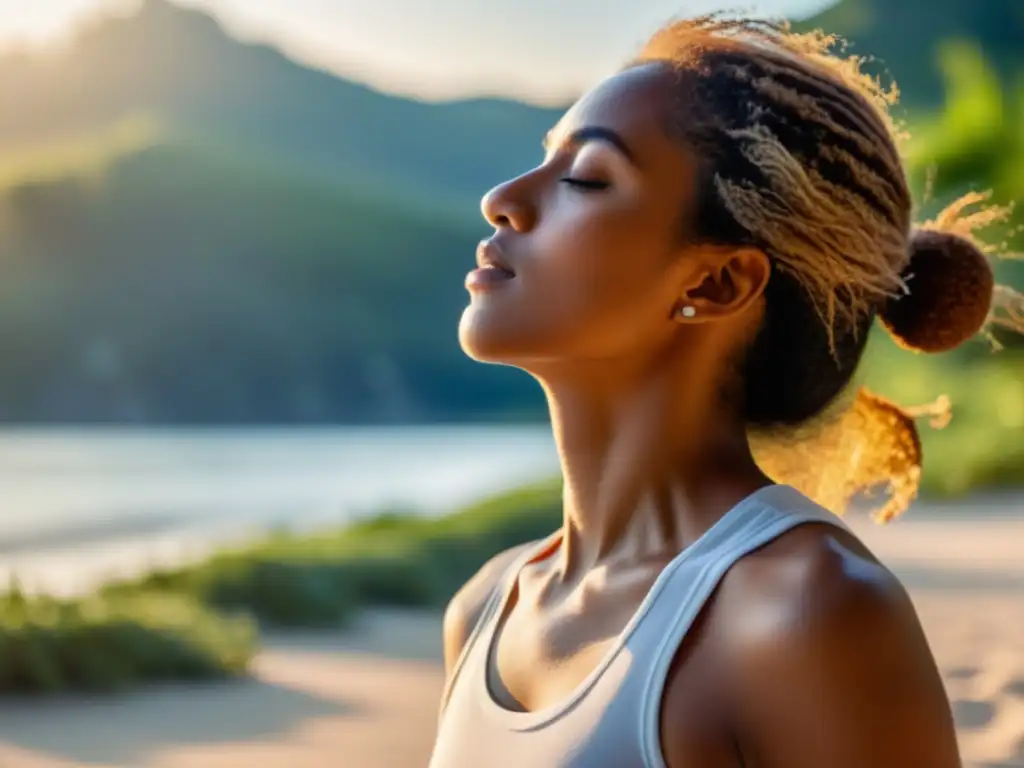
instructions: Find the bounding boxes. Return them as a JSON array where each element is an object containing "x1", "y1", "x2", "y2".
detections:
[
  {"x1": 458, "y1": 302, "x2": 549, "y2": 366},
  {"x1": 458, "y1": 297, "x2": 578, "y2": 368},
  {"x1": 458, "y1": 304, "x2": 513, "y2": 363}
]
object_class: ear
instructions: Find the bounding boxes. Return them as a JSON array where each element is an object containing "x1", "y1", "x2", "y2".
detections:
[{"x1": 673, "y1": 246, "x2": 771, "y2": 323}]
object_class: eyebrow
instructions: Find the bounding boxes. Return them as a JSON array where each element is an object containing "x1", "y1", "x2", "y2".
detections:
[{"x1": 542, "y1": 126, "x2": 637, "y2": 164}]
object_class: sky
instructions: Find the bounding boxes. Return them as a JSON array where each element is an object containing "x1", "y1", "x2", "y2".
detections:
[{"x1": 0, "y1": 0, "x2": 837, "y2": 102}]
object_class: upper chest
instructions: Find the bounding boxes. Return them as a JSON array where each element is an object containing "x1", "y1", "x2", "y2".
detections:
[
  {"x1": 486, "y1": 559, "x2": 748, "y2": 767},
  {"x1": 482, "y1": 526, "x2": 843, "y2": 768}
]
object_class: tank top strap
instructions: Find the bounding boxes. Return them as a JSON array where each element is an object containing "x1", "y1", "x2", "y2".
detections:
[
  {"x1": 437, "y1": 533, "x2": 561, "y2": 723},
  {"x1": 634, "y1": 484, "x2": 850, "y2": 767}
]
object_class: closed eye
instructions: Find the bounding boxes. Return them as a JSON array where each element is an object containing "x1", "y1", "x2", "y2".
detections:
[{"x1": 560, "y1": 177, "x2": 609, "y2": 191}]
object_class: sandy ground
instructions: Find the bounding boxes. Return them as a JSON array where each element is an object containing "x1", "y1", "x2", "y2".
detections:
[{"x1": 1, "y1": 501, "x2": 1023, "y2": 768}]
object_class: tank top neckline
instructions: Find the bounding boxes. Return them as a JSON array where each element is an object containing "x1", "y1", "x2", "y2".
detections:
[{"x1": 477, "y1": 482, "x2": 803, "y2": 730}]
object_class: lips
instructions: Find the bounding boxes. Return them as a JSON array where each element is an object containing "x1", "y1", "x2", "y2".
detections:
[
  {"x1": 466, "y1": 240, "x2": 516, "y2": 292},
  {"x1": 476, "y1": 240, "x2": 515, "y2": 277}
]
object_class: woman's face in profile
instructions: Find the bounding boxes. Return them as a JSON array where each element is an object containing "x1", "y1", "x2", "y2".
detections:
[{"x1": 458, "y1": 63, "x2": 700, "y2": 369}]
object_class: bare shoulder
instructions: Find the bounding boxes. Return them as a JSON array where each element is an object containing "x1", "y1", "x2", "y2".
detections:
[
  {"x1": 441, "y1": 540, "x2": 541, "y2": 678},
  {"x1": 724, "y1": 521, "x2": 913, "y2": 647},
  {"x1": 709, "y1": 521, "x2": 960, "y2": 766}
]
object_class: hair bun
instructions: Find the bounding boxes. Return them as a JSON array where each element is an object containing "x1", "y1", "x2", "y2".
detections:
[{"x1": 878, "y1": 228, "x2": 994, "y2": 353}]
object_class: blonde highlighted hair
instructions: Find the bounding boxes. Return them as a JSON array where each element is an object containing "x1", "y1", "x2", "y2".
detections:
[{"x1": 635, "y1": 16, "x2": 1023, "y2": 521}]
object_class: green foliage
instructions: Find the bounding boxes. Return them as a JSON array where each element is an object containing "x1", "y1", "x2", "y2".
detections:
[
  {"x1": 904, "y1": 41, "x2": 1024, "y2": 209},
  {"x1": 0, "y1": 479, "x2": 561, "y2": 693},
  {"x1": 101, "y1": 478, "x2": 563, "y2": 627},
  {"x1": 861, "y1": 337, "x2": 1024, "y2": 497},
  {"x1": 803, "y1": 0, "x2": 1023, "y2": 109},
  {"x1": 905, "y1": 42, "x2": 1006, "y2": 182},
  {"x1": 899, "y1": 42, "x2": 1024, "y2": 354},
  {"x1": 0, "y1": 583, "x2": 256, "y2": 694}
]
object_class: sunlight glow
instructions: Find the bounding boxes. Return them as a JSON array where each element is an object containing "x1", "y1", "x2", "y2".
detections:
[
  {"x1": 0, "y1": 0, "x2": 837, "y2": 101},
  {"x1": 0, "y1": 0, "x2": 138, "y2": 45}
]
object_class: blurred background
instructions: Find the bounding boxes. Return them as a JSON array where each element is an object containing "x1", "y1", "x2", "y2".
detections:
[{"x1": 0, "y1": 1, "x2": 1021, "y2": 766}]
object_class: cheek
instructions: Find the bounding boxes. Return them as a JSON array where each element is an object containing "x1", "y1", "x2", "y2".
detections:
[
  {"x1": 459, "y1": 197, "x2": 679, "y2": 362},
  {"x1": 540, "y1": 203, "x2": 673, "y2": 322}
]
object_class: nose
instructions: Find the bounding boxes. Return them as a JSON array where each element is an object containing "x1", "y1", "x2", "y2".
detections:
[{"x1": 481, "y1": 175, "x2": 536, "y2": 232}]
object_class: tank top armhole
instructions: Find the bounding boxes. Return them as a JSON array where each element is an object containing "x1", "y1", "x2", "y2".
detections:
[
  {"x1": 436, "y1": 534, "x2": 560, "y2": 724},
  {"x1": 638, "y1": 500, "x2": 850, "y2": 768}
]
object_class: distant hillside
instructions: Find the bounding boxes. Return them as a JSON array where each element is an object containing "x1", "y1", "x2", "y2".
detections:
[
  {"x1": 0, "y1": 0, "x2": 564, "y2": 423},
  {"x1": 0, "y1": 140, "x2": 537, "y2": 423},
  {"x1": 803, "y1": 0, "x2": 1023, "y2": 108},
  {"x1": 0, "y1": 0, "x2": 561, "y2": 206}
]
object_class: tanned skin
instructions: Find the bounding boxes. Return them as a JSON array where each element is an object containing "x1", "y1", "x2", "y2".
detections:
[{"x1": 443, "y1": 63, "x2": 961, "y2": 768}]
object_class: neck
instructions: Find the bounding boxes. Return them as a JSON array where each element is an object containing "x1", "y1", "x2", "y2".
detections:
[{"x1": 536, "y1": 343, "x2": 771, "y2": 581}]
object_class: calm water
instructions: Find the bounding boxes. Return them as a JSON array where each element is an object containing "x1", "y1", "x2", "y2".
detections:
[{"x1": 0, "y1": 426, "x2": 559, "y2": 594}]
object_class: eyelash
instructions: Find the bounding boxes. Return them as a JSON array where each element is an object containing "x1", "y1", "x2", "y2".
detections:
[{"x1": 560, "y1": 177, "x2": 609, "y2": 191}]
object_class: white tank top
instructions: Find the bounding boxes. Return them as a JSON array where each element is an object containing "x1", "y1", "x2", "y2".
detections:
[{"x1": 428, "y1": 484, "x2": 851, "y2": 768}]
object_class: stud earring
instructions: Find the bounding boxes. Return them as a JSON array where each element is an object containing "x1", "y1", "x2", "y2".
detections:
[{"x1": 679, "y1": 305, "x2": 696, "y2": 318}]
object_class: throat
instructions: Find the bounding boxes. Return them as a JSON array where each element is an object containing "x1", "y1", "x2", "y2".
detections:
[
  {"x1": 538, "y1": 353, "x2": 769, "y2": 578},
  {"x1": 556, "y1": 449, "x2": 770, "y2": 584}
]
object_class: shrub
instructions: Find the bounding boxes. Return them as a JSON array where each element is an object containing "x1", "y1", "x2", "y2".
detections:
[
  {"x1": 100, "y1": 478, "x2": 563, "y2": 628},
  {"x1": 0, "y1": 583, "x2": 257, "y2": 694}
]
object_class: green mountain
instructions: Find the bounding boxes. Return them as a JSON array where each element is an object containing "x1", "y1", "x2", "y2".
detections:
[
  {"x1": 0, "y1": 0, "x2": 1019, "y2": 424},
  {"x1": 0, "y1": 0, "x2": 561, "y2": 206},
  {"x1": 0, "y1": 0, "x2": 564, "y2": 423}
]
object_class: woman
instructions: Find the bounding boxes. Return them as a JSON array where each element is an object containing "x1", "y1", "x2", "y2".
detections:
[{"x1": 429, "y1": 17, "x2": 1022, "y2": 768}]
